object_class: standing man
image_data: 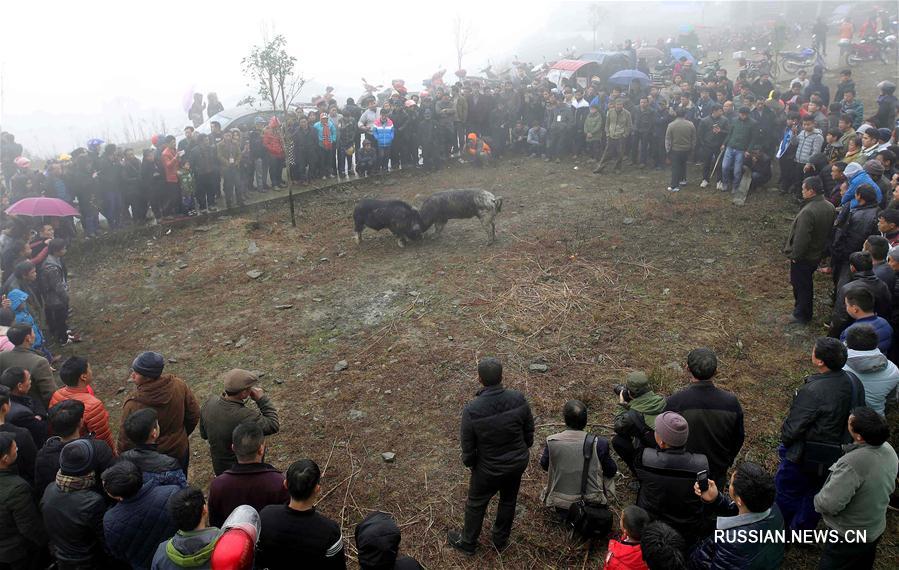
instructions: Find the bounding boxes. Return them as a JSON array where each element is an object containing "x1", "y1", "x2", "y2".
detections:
[
  {"x1": 594, "y1": 99, "x2": 632, "y2": 174},
  {"x1": 720, "y1": 107, "x2": 755, "y2": 194},
  {"x1": 117, "y1": 352, "x2": 199, "y2": 472},
  {"x1": 775, "y1": 338, "x2": 866, "y2": 531},
  {"x1": 0, "y1": 323, "x2": 58, "y2": 415},
  {"x1": 664, "y1": 348, "x2": 744, "y2": 486},
  {"x1": 783, "y1": 176, "x2": 836, "y2": 325},
  {"x1": 199, "y1": 368, "x2": 280, "y2": 476},
  {"x1": 814, "y1": 408, "x2": 897, "y2": 569},
  {"x1": 448, "y1": 357, "x2": 534, "y2": 555},
  {"x1": 665, "y1": 108, "x2": 696, "y2": 192},
  {"x1": 217, "y1": 129, "x2": 243, "y2": 210},
  {"x1": 0, "y1": 432, "x2": 47, "y2": 568},
  {"x1": 698, "y1": 105, "x2": 729, "y2": 188}
]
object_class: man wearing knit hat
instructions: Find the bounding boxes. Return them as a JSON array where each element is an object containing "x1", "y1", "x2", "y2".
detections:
[
  {"x1": 199, "y1": 368, "x2": 280, "y2": 476},
  {"x1": 611, "y1": 371, "x2": 666, "y2": 481},
  {"x1": 864, "y1": 159, "x2": 890, "y2": 204},
  {"x1": 41, "y1": 439, "x2": 110, "y2": 567},
  {"x1": 634, "y1": 411, "x2": 709, "y2": 547},
  {"x1": 117, "y1": 351, "x2": 200, "y2": 472}
]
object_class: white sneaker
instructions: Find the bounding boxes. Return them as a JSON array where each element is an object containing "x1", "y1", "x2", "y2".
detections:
[
  {"x1": 716, "y1": 181, "x2": 724, "y2": 191},
  {"x1": 700, "y1": 180, "x2": 709, "y2": 188},
  {"x1": 667, "y1": 186, "x2": 680, "y2": 192}
]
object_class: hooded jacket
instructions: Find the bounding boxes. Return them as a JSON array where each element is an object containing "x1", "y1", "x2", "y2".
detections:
[
  {"x1": 39, "y1": 254, "x2": 68, "y2": 308},
  {"x1": 843, "y1": 348, "x2": 899, "y2": 415},
  {"x1": 603, "y1": 539, "x2": 648, "y2": 570},
  {"x1": 840, "y1": 167, "x2": 880, "y2": 209},
  {"x1": 121, "y1": 444, "x2": 188, "y2": 488},
  {"x1": 689, "y1": 493, "x2": 785, "y2": 569},
  {"x1": 840, "y1": 316, "x2": 893, "y2": 355},
  {"x1": 355, "y1": 511, "x2": 423, "y2": 570},
  {"x1": 8, "y1": 288, "x2": 43, "y2": 349},
  {"x1": 150, "y1": 527, "x2": 221, "y2": 570},
  {"x1": 117, "y1": 374, "x2": 200, "y2": 462}
]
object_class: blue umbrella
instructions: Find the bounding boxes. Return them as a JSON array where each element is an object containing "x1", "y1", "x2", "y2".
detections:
[
  {"x1": 670, "y1": 47, "x2": 696, "y2": 63},
  {"x1": 608, "y1": 69, "x2": 651, "y2": 87}
]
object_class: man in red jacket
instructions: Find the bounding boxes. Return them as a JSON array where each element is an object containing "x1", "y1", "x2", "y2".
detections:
[{"x1": 50, "y1": 356, "x2": 115, "y2": 453}]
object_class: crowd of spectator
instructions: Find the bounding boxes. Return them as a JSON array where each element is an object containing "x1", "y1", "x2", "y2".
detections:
[{"x1": 1, "y1": 17, "x2": 898, "y2": 570}]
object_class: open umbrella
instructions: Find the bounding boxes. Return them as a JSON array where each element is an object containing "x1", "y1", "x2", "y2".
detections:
[
  {"x1": 608, "y1": 69, "x2": 651, "y2": 87},
  {"x1": 636, "y1": 47, "x2": 664, "y2": 61},
  {"x1": 6, "y1": 197, "x2": 80, "y2": 217},
  {"x1": 670, "y1": 47, "x2": 696, "y2": 63}
]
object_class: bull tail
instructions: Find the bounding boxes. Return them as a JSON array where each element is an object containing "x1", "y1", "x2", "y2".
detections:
[{"x1": 494, "y1": 196, "x2": 503, "y2": 213}]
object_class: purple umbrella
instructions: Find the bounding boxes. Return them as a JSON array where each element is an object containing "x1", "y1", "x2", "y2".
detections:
[{"x1": 6, "y1": 197, "x2": 80, "y2": 217}]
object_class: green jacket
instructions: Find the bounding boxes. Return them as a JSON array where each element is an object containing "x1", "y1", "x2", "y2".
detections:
[
  {"x1": 605, "y1": 108, "x2": 633, "y2": 140},
  {"x1": 783, "y1": 194, "x2": 836, "y2": 263},
  {"x1": 0, "y1": 470, "x2": 47, "y2": 563},
  {"x1": 814, "y1": 442, "x2": 898, "y2": 541},
  {"x1": 724, "y1": 117, "x2": 756, "y2": 151},
  {"x1": 665, "y1": 118, "x2": 697, "y2": 152},
  {"x1": 584, "y1": 112, "x2": 603, "y2": 140},
  {"x1": 454, "y1": 95, "x2": 469, "y2": 124},
  {"x1": 199, "y1": 394, "x2": 281, "y2": 475},
  {"x1": 614, "y1": 391, "x2": 667, "y2": 430}
]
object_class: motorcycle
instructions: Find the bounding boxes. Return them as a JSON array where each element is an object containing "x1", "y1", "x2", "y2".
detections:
[
  {"x1": 697, "y1": 57, "x2": 722, "y2": 82},
  {"x1": 740, "y1": 46, "x2": 777, "y2": 82},
  {"x1": 779, "y1": 46, "x2": 825, "y2": 74},
  {"x1": 845, "y1": 36, "x2": 888, "y2": 66}
]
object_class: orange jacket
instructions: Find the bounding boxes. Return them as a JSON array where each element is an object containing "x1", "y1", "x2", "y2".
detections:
[{"x1": 50, "y1": 386, "x2": 116, "y2": 454}]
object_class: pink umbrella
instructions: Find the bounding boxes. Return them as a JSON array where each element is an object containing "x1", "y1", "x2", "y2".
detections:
[{"x1": 6, "y1": 197, "x2": 80, "y2": 217}]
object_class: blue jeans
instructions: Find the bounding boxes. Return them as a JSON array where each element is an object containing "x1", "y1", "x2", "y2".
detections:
[{"x1": 721, "y1": 147, "x2": 745, "y2": 191}]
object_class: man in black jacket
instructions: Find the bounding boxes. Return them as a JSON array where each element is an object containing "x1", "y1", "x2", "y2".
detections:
[
  {"x1": 35, "y1": 400, "x2": 113, "y2": 499},
  {"x1": 448, "y1": 357, "x2": 534, "y2": 555},
  {"x1": 634, "y1": 411, "x2": 709, "y2": 547},
  {"x1": 0, "y1": 367, "x2": 47, "y2": 448},
  {"x1": 830, "y1": 185, "x2": 880, "y2": 291},
  {"x1": 41, "y1": 439, "x2": 110, "y2": 568},
  {"x1": 0, "y1": 386, "x2": 36, "y2": 486},
  {"x1": 664, "y1": 348, "x2": 744, "y2": 485},
  {"x1": 829, "y1": 251, "x2": 893, "y2": 338},
  {"x1": 775, "y1": 337, "x2": 866, "y2": 531}
]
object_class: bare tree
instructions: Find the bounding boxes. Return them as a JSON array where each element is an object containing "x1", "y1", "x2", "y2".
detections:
[
  {"x1": 241, "y1": 31, "x2": 305, "y2": 225},
  {"x1": 452, "y1": 15, "x2": 473, "y2": 72},
  {"x1": 588, "y1": 4, "x2": 604, "y2": 51}
]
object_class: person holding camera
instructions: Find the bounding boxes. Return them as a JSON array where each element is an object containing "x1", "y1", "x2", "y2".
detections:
[
  {"x1": 611, "y1": 372, "x2": 666, "y2": 482},
  {"x1": 690, "y1": 462, "x2": 785, "y2": 569}
]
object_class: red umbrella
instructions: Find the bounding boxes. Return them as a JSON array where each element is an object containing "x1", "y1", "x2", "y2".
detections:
[{"x1": 5, "y1": 197, "x2": 80, "y2": 217}]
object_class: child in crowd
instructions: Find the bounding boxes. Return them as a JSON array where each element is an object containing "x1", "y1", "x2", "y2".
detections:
[
  {"x1": 356, "y1": 139, "x2": 377, "y2": 177},
  {"x1": 604, "y1": 505, "x2": 650, "y2": 570}
]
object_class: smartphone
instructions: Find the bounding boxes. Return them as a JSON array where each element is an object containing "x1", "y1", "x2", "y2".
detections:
[{"x1": 697, "y1": 470, "x2": 709, "y2": 492}]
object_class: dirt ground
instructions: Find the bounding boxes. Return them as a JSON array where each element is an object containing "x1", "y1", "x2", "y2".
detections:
[{"x1": 65, "y1": 63, "x2": 898, "y2": 569}]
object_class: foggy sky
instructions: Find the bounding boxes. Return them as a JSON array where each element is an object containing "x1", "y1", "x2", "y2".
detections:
[{"x1": 0, "y1": 0, "x2": 851, "y2": 156}]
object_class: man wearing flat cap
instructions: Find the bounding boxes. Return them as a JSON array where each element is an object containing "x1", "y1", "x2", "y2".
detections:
[
  {"x1": 199, "y1": 368, "x2": 280, "y2": 476},
  {"x1": 117, "y1": 351, "x2": 200, "y2": 473}
]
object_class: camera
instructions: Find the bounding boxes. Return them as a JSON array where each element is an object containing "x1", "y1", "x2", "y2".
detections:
[{"x1": 613, "y1": 384, "x2": 632, "y2": 403}]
